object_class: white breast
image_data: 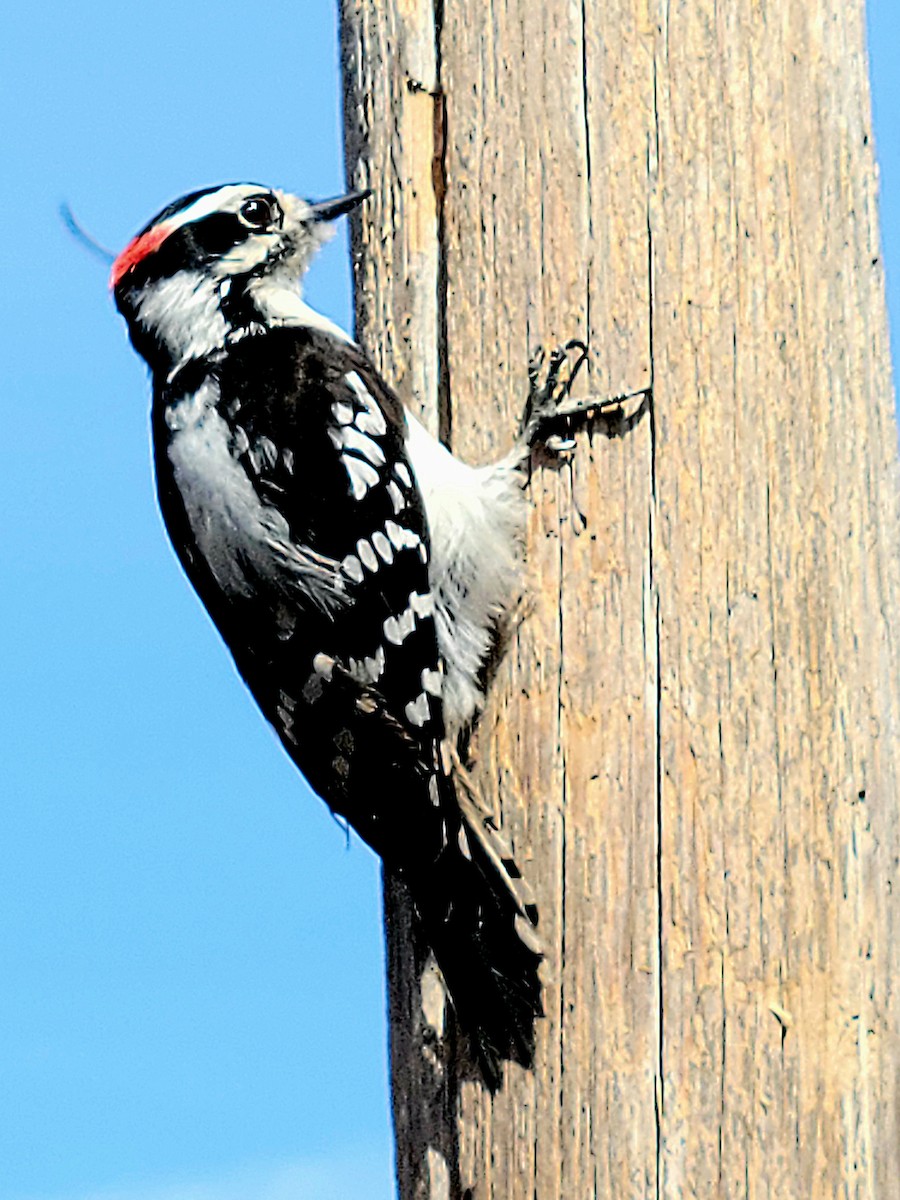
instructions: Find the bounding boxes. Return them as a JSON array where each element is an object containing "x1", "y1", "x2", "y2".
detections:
[{"x1": 403, "y1": 413, "x2": 526, "y2": 734}]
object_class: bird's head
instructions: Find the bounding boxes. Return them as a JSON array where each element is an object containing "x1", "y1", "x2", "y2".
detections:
[{"x1": 111, "y1": 182, "x2": 369, "y2": 376}]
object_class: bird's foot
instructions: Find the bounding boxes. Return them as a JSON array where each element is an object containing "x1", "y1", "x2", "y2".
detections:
[
  {"x1": 521, "y1": 340, "x2": 590, "y2": 459},
  {"x1": 520, "y1": 339, "x2": 650, "y2": 462}
]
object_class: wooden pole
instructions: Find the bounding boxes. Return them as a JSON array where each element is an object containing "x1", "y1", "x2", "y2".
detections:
[{"x1": 340, "y1": 1, "x2": 900, "y2": 1195}]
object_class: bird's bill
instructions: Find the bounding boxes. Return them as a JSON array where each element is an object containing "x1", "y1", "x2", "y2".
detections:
[{"x1": 307, "y1": 189, "x2": 371, "y2": 222}]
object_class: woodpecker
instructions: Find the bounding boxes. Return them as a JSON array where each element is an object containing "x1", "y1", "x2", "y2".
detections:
[{"x1": 112, "y1": 182, "x2": 587, "y2": 1088}]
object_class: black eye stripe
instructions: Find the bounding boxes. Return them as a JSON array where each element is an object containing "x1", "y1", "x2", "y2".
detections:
[
  {"x1": 185, "y1": 212, "x2": 252, "y2": 259},
  {"x1": 178, "y1": 196, "x2": 282, "y2": 262}
]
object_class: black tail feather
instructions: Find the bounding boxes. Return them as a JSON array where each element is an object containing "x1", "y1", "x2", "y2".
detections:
[
  {"x1": 403, "y1": 797, "x2": 543, "y2": 1090},
  {"x1": 302, "y1": 665, "x2": 543, "y2": 1088}
]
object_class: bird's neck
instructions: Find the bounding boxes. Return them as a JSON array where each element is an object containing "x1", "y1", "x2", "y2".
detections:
[
  {"x1": 131, "y1": 270, "x2": 355, "y2": 382},
  {"x1": 131, "y1": 269, "x2": 229, "y2": 379},
  {"x1": 243, "y1": 276, "x2": 353, "y2": 344}
]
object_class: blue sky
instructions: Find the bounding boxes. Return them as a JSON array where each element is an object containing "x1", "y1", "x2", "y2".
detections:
[{"x1": 1, "y1": 4, "x2": 897, "y2": 1199}]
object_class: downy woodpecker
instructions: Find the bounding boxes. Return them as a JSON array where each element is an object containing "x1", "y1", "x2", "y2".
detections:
[{"x1": 112, "y1": 182, "x2": 587, "y2": 1088}]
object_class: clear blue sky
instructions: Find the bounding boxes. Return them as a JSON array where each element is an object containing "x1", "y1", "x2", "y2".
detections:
[{"x1": 1, "y1": 5, "x2": 897, "y2": 1200}]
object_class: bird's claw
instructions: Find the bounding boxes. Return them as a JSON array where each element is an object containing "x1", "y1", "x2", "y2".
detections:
[{"x1": 522, "y1": 339, "x2": 590, "y2": 455}]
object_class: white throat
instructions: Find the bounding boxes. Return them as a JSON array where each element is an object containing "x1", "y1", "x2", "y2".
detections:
[
  {"x1": 245, "y1": 276, "x2": 353, "y2": 343},
  {"x1": 134, "y1": 270, "x2": 228, "y2": 375},
  {"x1": 134, "y1": 269, "x2": 354, "y2": 381}
]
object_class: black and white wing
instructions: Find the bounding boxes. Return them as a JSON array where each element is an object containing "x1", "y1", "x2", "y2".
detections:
[
  {"x1": 156, "y1": 326, "x2": 446, "y2": 845},
  {"x1": 154, "y1": 325, "x2": 542, "y2": 1087}
]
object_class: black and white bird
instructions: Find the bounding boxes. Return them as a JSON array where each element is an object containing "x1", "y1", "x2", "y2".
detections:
[{"x1": 111, "y1": 182, "x2": 586, "y2": 1088}]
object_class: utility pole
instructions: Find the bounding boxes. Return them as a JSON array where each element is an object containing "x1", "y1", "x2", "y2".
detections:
[{"x1": 340, "y1": 1, "x2": 900, "y2": 1195}]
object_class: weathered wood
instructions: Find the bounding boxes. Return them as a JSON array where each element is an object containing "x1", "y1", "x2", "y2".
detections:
[{"x1": 340, "y1": 0, "x2": 900, "y2": 1195}]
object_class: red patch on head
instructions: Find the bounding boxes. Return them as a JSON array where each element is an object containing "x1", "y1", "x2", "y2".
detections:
[{"x1": 109, "y1": 223, "x2": 175, "y2": 290}]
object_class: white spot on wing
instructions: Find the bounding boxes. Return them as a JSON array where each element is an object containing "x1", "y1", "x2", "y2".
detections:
[
  {"x1": 340, "y1": 426, "x2": 386, "y2": 466},
  {"x1": 364, "y1": 645, "x2": 386, "y2": 681},
  {"x1": 372, "y1": 531, "x2": 393, "y2": 563},
  {"x1": 428, "y1": 776, "x2": 441, "y2": 807},
  {"x1": 341, "y1": 554, "x2": 364, "y2": 583},
  {"x1": 387, "y1": 481, "x2": 405, "y2": 514},
  {"x1": 399, "y1": 606, "x2": 416, "y2": 639},
  {"x1": 333, "y1": 401, "x2": 354, "y2": 425},
  {"x1": 422, "y1": 668, "x2": 443, "y2": 696},
  {"x1": 356, "y1": 538, "x2": 379, "y2": 573},
  {"x1": 405, "y1": 692, "x2": 431, "y2": 727},
  {"x1": 355, "y1": 409, "x2": 386, "y2": 436},
  {"x1": 395, "y1": 463, "x2": 413, "y2": 489},
  {"x1": 258, "y1": 436, "x2": 277, "y2": 465},
  {"x1": 385, "y1": 520, "x2": 420, "y2": 551},
  {"x1": 345, "y1": 455, "x2": 380, "y2": 500},
  {"x1": 410, "y1": 591, "x2": 435, "y2": 618},
  {"x1": 312, "y1": 653, "x2": 334, "y2": 680},
  {"x1": 253, "y1": 435, "x2": 278, "y2": 471},
  {"x1": 345, "y1": 373, "x2": 387, "y2": 435},
  {"x1": 381, "y1": 593, "x2": 430, "y2": 648},
  {"x1": 385, "y1": 521, "x2": 405, "y2": 550}
]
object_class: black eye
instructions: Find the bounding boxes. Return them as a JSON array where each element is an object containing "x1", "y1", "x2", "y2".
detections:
[{"x1": 239, "y1": 196, "x2": 278, "y2": 228}]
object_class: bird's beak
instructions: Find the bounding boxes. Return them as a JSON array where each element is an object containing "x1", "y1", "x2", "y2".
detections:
[{"x1": 308, "y1": 189, "x2": 372, "y2": 222}]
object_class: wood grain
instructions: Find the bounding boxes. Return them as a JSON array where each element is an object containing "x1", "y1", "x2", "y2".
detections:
[{"x1": 340, "y1": 0, "x2": 900, "y2": 1195}]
